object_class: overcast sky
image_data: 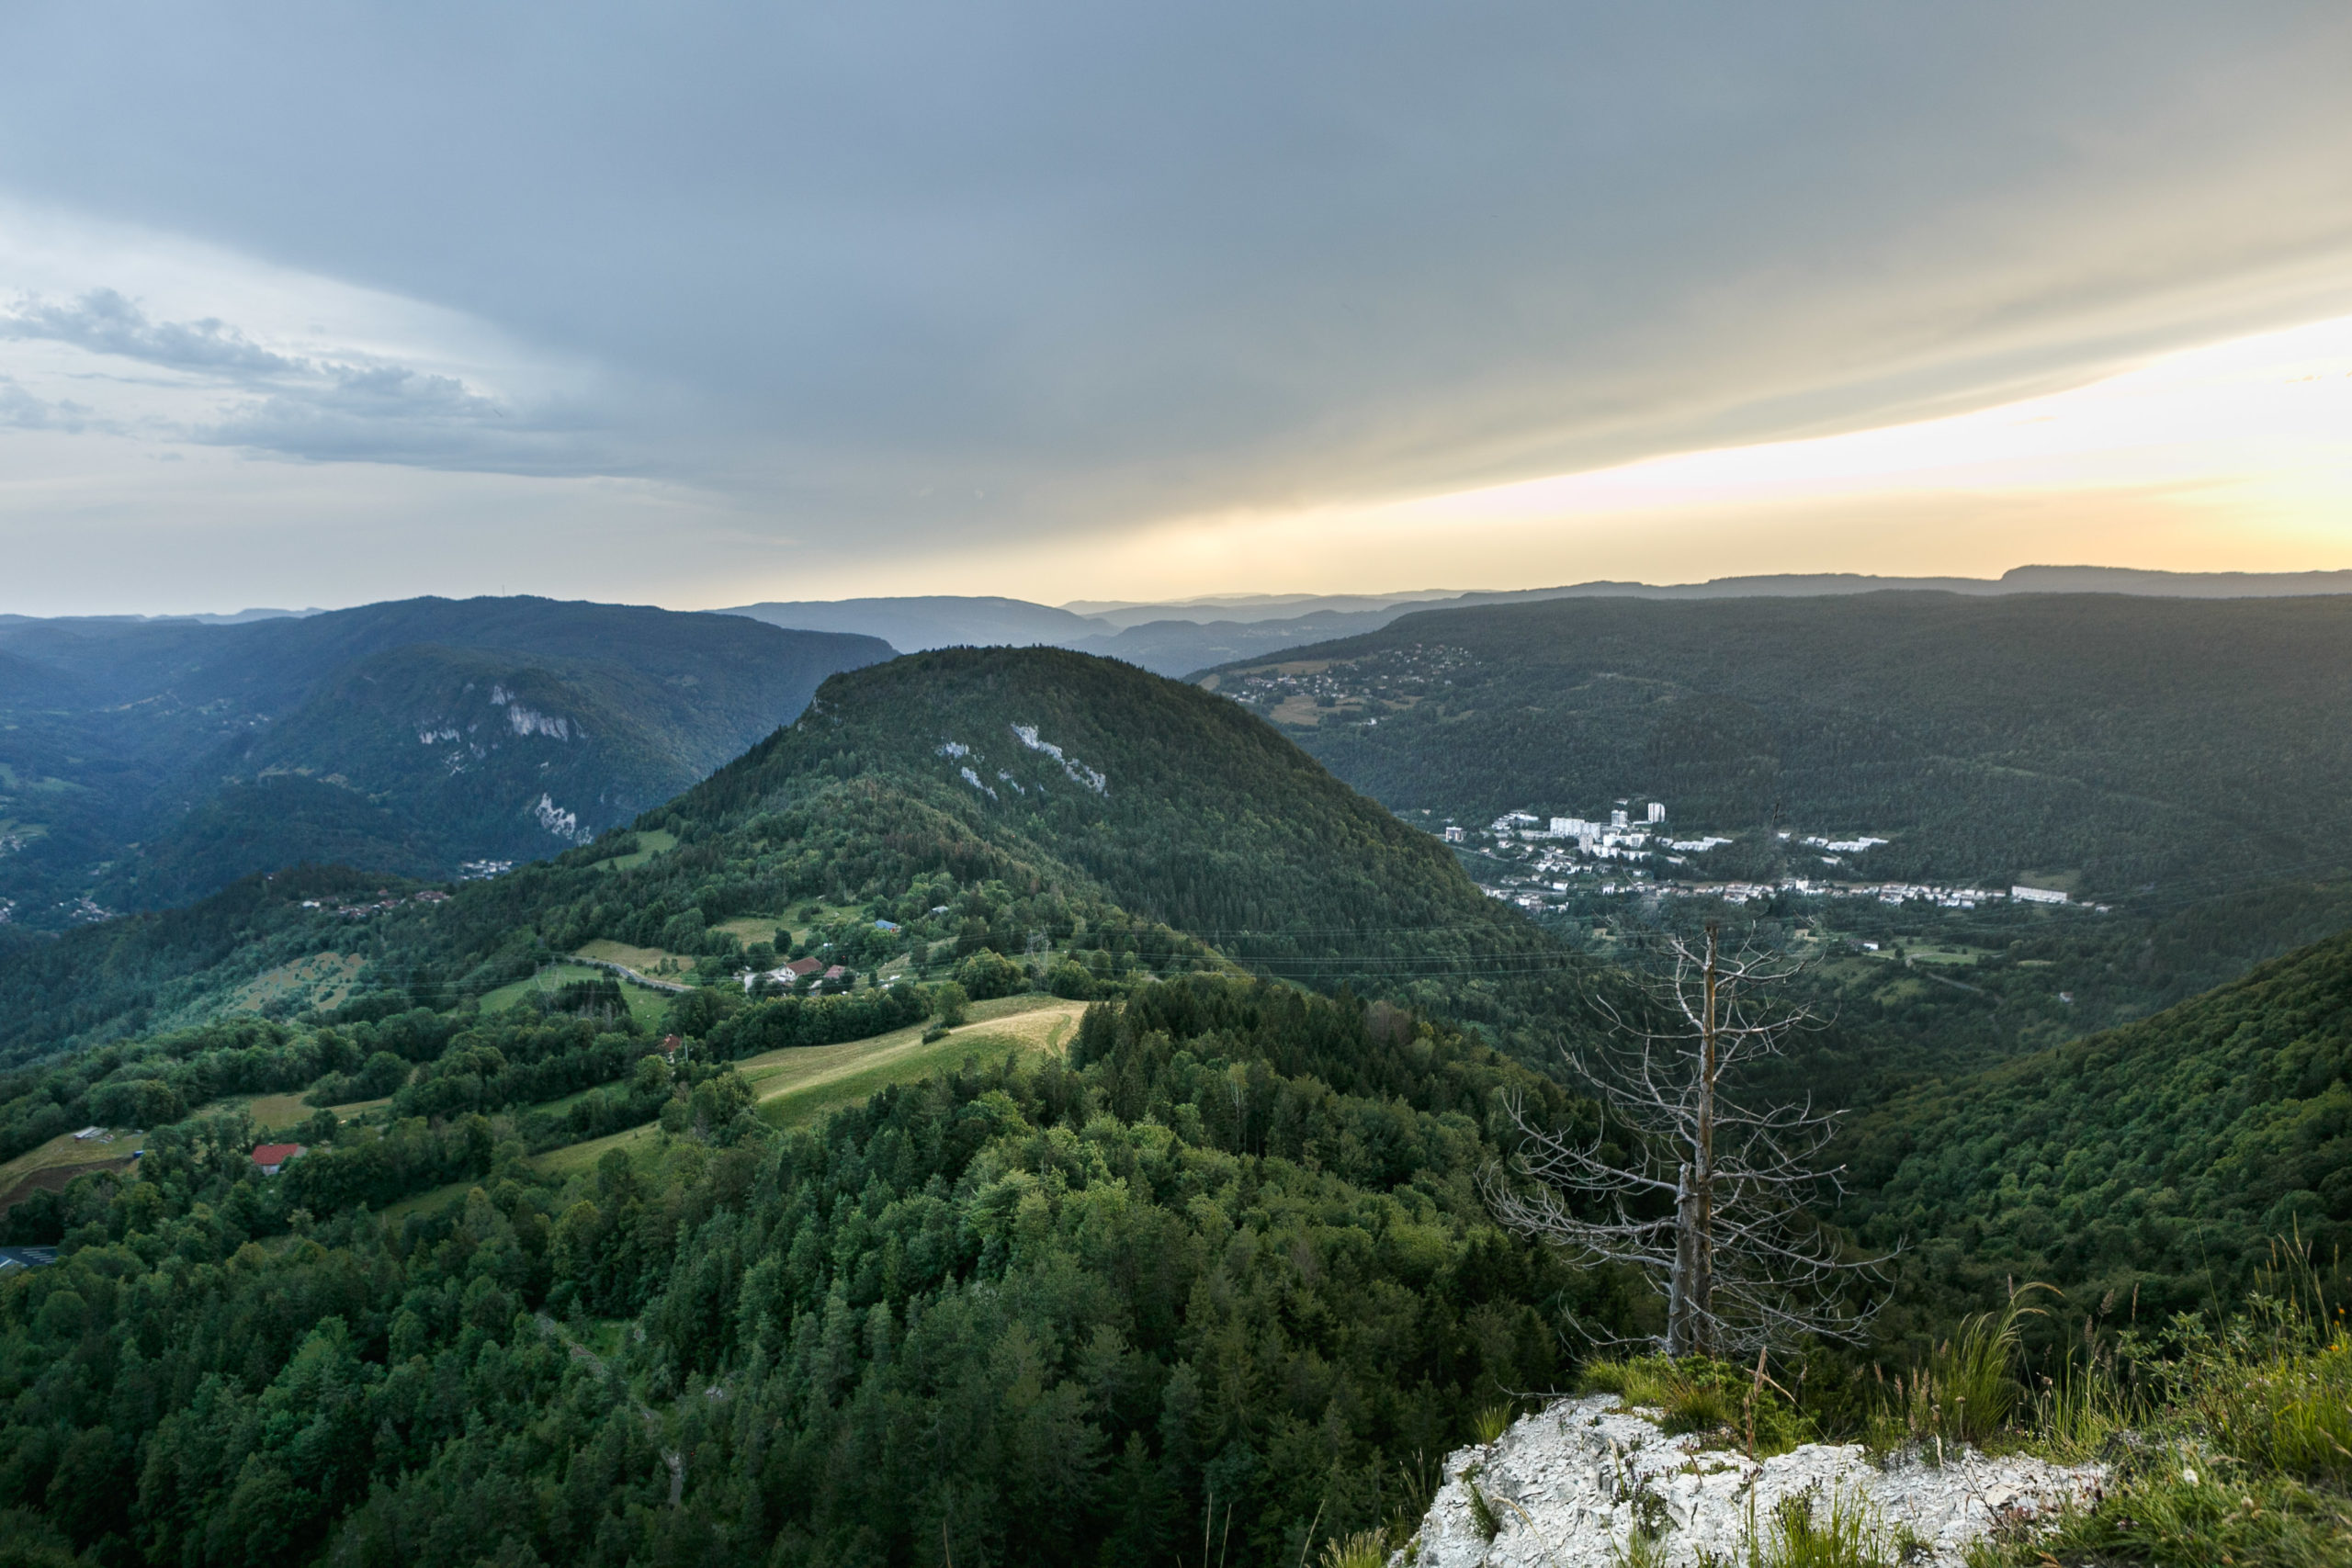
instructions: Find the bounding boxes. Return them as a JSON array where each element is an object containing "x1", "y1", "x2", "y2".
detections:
[{"x1": 2, "y1": 2, "x2": 2349, "y2": 614}]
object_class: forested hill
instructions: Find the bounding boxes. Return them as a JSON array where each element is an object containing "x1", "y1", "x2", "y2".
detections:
[
  {"x1": 1839, "y1": 923, "x2": 2352, "y2": 1320},
  {"x1": 0, "y1": 648, "x2": 1575, "y2": 1063},
  {"x1": 1203, "y1": 591, "x2": 2352, "y2": 902},
  {"x1": 0, "y1": 648, "x2": 1620, "y2": 1563},
  {"x1": 681, "y1": 647, "x2": 1577, "y2": 1032},
  {"x1": 0, "y1": 598, "x2": 891, "y2": 925}
]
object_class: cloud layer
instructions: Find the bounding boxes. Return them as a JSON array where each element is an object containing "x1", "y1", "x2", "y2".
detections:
[{"x1": 0, "y1": 2, "x2": 2347, "y2": 608}]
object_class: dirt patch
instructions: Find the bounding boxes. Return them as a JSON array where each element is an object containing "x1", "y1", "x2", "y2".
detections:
[{"x1": 0, "y1": 1155, "x2": 137, "y2": 1218}]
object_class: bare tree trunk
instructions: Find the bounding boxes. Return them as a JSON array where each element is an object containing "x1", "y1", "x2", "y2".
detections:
[
  {"x1": 1668, "y1": 1162, "x2": 1694, "y2": 1356},
  {"x1": 1690, "y1": 923, "x2": 1719, "y2": 1358},
  {"x1": 1482, "y1": 919, "x2": 1887, "y2": 1356}
]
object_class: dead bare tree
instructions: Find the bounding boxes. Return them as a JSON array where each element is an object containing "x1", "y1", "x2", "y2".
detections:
[{"x1": 1485, "y1": 920, "x2": 1883, "y2": 1359}]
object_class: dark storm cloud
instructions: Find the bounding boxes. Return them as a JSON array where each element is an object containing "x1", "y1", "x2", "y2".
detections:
[{"x1": 0, "y1": 2, "x2": 2347, "y2": 537}]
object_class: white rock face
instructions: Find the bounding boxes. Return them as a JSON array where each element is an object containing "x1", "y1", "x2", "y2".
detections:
[{"x1": 1405, "y1": 1396, "x2": 2100, "y2": 1568}]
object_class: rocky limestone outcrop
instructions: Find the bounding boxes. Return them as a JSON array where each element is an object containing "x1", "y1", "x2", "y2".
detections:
[{"x1": 1404, "y1": 1395, "x2": 2101, "y2": 1566}]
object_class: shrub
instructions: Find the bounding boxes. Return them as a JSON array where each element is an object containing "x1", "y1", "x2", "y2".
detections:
[
  {"x1": 953, "y1": 950, "x2": 1025, "y2": 1001},
  {"x1": 1317, "y1": 1531, "x2": 1386, "y2": 1568},
  {"x1": 1045, "y1": 961, "x2": 1096, "y2": 1000}
]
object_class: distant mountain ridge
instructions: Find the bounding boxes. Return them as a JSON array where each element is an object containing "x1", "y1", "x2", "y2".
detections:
[
  {"x1": 723, "y1": 564, "x2": 2352, "y2": 677},
  {"x1": 0, "y1": 597, "x2": 891, "y2": 928}
]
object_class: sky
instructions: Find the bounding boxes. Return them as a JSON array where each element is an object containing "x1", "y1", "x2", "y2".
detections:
[{"x1": 0, "y1": 3, "x2": 2348, "y2": 615}]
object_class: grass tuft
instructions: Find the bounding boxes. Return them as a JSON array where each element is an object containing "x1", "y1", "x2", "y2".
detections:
[
  {"x1": 1582, "y1": 1354, "x2": 1814, "y2": 1456},
  {"x1": 1868, "y1": 1285, "x2": 2042, "y2": 1454},
  {"x1": 1740, "y1": 1488, "x2": 1895, "y2": 1568},
  {"x1": 1317, "y1": 1530, "x2": 1387, "y2": 1568}
]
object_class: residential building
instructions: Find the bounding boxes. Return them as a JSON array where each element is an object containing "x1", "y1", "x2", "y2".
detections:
[{"x1": 251, "y1": 1143, "x2": 306, "y2": 1176}]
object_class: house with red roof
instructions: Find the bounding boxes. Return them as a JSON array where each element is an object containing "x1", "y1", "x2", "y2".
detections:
[{"x1": 250, "y1": 1143, "x2": 306, "y2": 1176}]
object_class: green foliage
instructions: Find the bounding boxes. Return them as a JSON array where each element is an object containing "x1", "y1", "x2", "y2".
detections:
[
  {"x1": 0, "y1": 976, "x2": 1623, "y2": 1566},
  {"x1": 0, "y1": 596, "x2": 893, "y2": 927},
  {"x1": 1866, "y1": 1289, "x2": 2037, "y2": 1453},
  {"x1": 954, "y1": 945, "x2": 1029, "y2": 999},
  {"x1": 1840, "y1": 929, "x2": 2352, "y2": 1325},
  {"x1": 1737, "y1": 1488, "x2": 1896, "y2": 1568},
  {"x1": 1971, "y1": 1280, "x2": 2352, "y2": 1568}
]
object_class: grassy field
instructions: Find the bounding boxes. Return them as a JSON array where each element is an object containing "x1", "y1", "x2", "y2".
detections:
[
  {"x1": 377, "y1": 1176, "x2": 482, "y2": 1224},
  {"x1": 594, "y1": 828, "x2": 677, "y2": 872},
  {"x1": 243, "y1": 1092, "x2": 316, "y2": 1130},
  {"x1": 527, "y1": 996, "x2": 1086, "y2": 1180},
  {"x1": 481, "y1": 963, "x2": 672, "y2": 1029},
  {"x1": 370, "y1": 995, "x2": 1091, "y2": 1214},
  {"x1": 713, "y1": 915, "x2": 786, "y2": 945},
  {"x1": 573, "y1": 940, "x2": 698, "y2": 981},
  {"x1": 741, "y1": 994, "x2": 1085, "y2": 1129},
  {"x1": 0, "y1": 1128, "x2": 138, "y2": 1190}
]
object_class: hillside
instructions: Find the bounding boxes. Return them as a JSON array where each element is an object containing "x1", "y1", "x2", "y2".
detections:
[
  {"x1": 679, "y1": 647, "x2": 1579, "y2": 1033},
  {"x1": 0, "y1": 648, "x2": 1622, "y2": 1563},
  {"x1": 0, "y1": 598, "x2": 891, "y2": 926},
  {"x1": 1205, "y1": 592, "x2": 2352, "y2": 900},
  {"x1": 0, "y1": 647, "x2": 1576, "y2": 1064},
  {"x1": 728, "y1": 568, "x2": 2352, "y2": 678},
  {"x1": 1839, "y1": 924, "x2": 2352, "y2": 1318},
  {"x1": 0, "y1": 638, "x2": 2346, "y2": 1565}
]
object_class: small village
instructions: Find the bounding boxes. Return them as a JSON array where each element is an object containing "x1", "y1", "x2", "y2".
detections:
[
  {"x1": 300, "y1": 886, "x2": 453, "y2": 919},
  {"x1": 1450, "y1": 801, "x2": 2095, "y2": 915}
]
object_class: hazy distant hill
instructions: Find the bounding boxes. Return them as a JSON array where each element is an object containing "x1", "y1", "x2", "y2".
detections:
[
  {"x1": 725, "y1": 566, "x2": 2352, "y2": 678},
  {"x1": 0, "y1": 598, "x2": 891, "y2": 927}
]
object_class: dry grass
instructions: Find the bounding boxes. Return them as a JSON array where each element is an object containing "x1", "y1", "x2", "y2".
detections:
[
  {"x1": 242, "y1": 1093, "x2": 316, "y2": 1130},
  {"x1": 572, "y1": 939, "x2": 697, "y2": 977},
  {"x1": 743, "y1": 996, "x2": 1083, "y2": 1129}
]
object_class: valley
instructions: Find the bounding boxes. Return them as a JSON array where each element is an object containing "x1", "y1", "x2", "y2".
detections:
[
  {"x1": 0, "y1": 633, "x2": 2344, "y2": 1566},
  {"x1": 0, "y1": 598, "x2": 891, "y2": 930}
]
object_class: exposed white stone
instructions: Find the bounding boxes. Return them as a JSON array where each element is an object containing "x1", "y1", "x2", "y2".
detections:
[
  {"x1": 1010, "y1": 723, "x2": 1106, "y2": 794},
  {"x1": 532, "y1": 793, "x2": 584, "y2": 840},
  {"x1": 506, "y1": 704, "x2": 571, "y2": 739},
  {"x1": 1402, "y1": 1396, "x2": 2100, "y2": 1568}
]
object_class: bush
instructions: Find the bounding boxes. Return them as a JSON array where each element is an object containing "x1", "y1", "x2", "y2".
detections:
[
  {"x1": 1045, "y1": 961, "x2": 1097, "y2": 1000},
  {"x1": 953, "y1": 950, "x2": 1026, "y2": 1001}
]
